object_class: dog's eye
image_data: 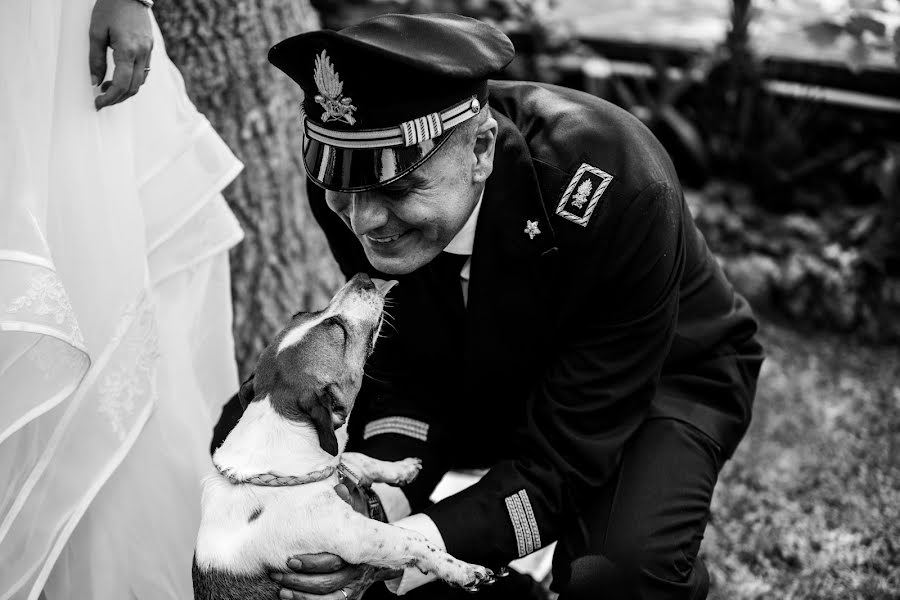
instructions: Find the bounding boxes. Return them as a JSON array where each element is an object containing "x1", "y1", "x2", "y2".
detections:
[
  {"x1": 326, "y1": 389, "x2": 346, "y2": 414},
  {"x1": 323, "y1": 316, "x2": 348, "y2": 341}
]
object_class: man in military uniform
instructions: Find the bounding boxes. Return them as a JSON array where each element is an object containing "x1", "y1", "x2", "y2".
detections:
[{"x1": 211, "y1": 13, "x2": 764, "y2": 600}]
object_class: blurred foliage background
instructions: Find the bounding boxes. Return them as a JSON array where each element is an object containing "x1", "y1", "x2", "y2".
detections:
[{"x1": 155, "y1": 0, "x2": 900, "y2": 597}]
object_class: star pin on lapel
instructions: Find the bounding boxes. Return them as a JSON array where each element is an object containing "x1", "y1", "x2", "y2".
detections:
[{"x1": 524, "y1": 220, "x2": 541, "y2": 240}]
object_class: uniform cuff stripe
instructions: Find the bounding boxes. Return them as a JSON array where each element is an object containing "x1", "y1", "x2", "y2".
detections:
[
  {"x1": 363, "y1": 417, "x2": 429, "y2": 442},
  {"x1": 504, "y1": 496, "x2": 527, "y2": 557},
  {"x1": 505, "y1": 489, "x2": 541, "y2": 557},
  {"x1": 518, "y1": 490, "x2": 542, "y2": 550}
]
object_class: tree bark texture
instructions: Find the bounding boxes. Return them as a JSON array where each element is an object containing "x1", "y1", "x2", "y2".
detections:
[{"x1": 154, "y1": 0, "x2": 342, "y2": 377}]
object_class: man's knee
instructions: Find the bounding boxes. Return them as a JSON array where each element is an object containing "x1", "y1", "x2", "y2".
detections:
[
  {"x1": 561, "y1": 543, "x2": 709, "y2": 600},
  {"x1": 563, "y1": 554, "x2": 632, "y2": 600}
]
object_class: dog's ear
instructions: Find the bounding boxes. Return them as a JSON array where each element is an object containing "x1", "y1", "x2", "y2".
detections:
[
  {"x1": 269, "y1": 379, "x2": 339, "y2": 456},
  {"x1": 306, "y1": 395, "x2": 339, "y2": 457},
  {"x1": 237, "y1": 376, "x2": 256, "y2": 410}
]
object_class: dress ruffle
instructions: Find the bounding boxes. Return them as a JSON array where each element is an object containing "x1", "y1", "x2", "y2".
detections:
[{"x1": 0, "y1": 1, "x2": 244, "y2": 598}]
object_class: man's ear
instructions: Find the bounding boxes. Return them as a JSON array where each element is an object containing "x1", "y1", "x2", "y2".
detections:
[{"x1": 471, "y1": 112, "x2": 498, "y2": 185}]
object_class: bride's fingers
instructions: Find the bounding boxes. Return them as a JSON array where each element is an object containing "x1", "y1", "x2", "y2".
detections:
[
  {"x1": 88, "y1": 28, "x2": 108, "y2": 86},
  {"x1": 130, "y1": 45, "x2": 152, "y2": 96},
  {"x1": 95, "y1": 48, "x2": 134, "y2": 110}
]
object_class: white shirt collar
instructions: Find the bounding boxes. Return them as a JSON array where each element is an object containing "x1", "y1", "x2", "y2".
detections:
[{"x1": 443, "y1": 189, "x2": 483, "y2": 256}]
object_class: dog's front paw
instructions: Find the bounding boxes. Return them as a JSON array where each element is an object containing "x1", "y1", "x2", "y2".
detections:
[
  {"x1": 439, "y1": 560, "x2": 497, "y2": 591},
  {"x1": 458, "y1": 563, "x2": 496, "y2": 592},
  {"x1": 393, "y1": 457, "x2": 422, "y2": 486}
]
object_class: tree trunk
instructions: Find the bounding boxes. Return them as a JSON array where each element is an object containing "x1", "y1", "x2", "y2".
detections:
[{"x1": 154, "y1": 0, "x2": 341, "y2": 377}]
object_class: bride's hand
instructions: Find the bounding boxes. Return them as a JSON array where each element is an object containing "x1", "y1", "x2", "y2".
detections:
[{"x1": 89, "y1": 0, "x2": 154, "y2": 111}]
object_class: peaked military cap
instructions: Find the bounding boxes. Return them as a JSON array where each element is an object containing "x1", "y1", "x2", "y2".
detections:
[{"x1": 269, "y1": 14, "x2": 515, "y2": 192}]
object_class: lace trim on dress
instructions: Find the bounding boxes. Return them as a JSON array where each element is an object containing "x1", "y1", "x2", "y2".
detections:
[
  {"x1": 0, "y1": 254, "x2": 90, "y2": 446},
  {"x1": 0, "y1": 292, "x2": 160, "y2": 600},
  {"x1": 0, "y1": 252, "x2": 85, "y2": 349},
  {"x1": 4, "y1": 272, "x2": 84, "y2": 347},
  {"x1": 96, "y1": 298, "x2": 160, "y2": 441}
]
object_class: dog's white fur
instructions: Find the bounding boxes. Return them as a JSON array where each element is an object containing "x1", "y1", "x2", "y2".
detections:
[
  {"x1": 197, "y1": 395, "x2": 489, "y2": 586},
  {"x1": 196, "y1": 395, "x2": 341, "y2": 574},
  {"x1": 276, "y1": 315, "x2": 325, "y2": 355},
  {"x1": 194, "y1": 275, "x2": 494, "y2": 595},
  {"x1": 211, "y1": 395, "x2": 334, "y2": 484}
]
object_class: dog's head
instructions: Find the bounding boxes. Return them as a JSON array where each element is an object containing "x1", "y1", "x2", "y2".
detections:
[{"x1": 251, "y1": 273, "x2": 396, "y2": 456}]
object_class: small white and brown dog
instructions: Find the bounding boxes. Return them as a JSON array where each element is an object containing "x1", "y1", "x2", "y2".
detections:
[{"x1": 193, "y1": 273, "x2": 496, "y2": 599}]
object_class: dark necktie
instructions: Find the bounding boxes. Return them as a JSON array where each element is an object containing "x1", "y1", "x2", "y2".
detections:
[{"x1": 428, "y1": 252, "x2": 469, "y2": 321}]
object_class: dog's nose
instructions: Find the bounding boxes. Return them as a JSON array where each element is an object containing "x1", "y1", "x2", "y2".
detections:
[{"x1": 349, "y1": 272, "x2": 374, "y2": 290}]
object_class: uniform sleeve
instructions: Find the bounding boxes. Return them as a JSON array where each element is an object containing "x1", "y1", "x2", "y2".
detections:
[
  {"x1": 308, "y1": 183, "x2": 451, "y2": 510},
  {"x1": 423, "y1": 181, "x2": 687, "y2": 566}
]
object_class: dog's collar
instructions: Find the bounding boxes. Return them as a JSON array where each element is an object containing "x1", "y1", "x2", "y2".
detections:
[{"x1": 215, "y1": 462, "x2": 338, "y2": 487}]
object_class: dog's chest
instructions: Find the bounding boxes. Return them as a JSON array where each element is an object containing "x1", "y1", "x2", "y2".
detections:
[{"x1": 195, "y1": 474, "x2": 341, "y2": 574}]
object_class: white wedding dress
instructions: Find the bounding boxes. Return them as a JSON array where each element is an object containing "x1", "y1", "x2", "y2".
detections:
[{"x1": 0, "y1": 1, "x2": 245, "y2": 598}]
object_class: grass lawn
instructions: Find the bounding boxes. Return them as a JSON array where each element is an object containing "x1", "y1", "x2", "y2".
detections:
[{"x1": 703, "y1": 317, "x2": 900, "y2": 599}]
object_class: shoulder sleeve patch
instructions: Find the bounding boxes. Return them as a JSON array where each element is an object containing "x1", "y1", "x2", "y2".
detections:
[{"x1": 555, "y1": 162, "x2": 614, "y2": 227}]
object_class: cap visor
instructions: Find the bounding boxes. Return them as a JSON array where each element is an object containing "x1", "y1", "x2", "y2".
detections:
[{"x1": 303, "y1": 130, "x2": 454, "y2": 192}]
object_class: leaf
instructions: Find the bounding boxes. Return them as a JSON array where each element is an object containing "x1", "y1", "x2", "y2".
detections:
[
  {"x1": 847, "y1": 38, "x2": 872, "y2": 72},
  {"x1": 845, "y1": 13, "x2": 888, "y2": 39},
  {"x1": 894, "y1": 26, "x2": 900, "y2": 68},
  {"x1": 803, "y1": 21, "x2": 846, "y2": 47}
]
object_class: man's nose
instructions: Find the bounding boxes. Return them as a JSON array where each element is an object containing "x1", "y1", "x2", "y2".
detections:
[{"x1": 348, "y1": 193, "x2": 388, "y2": 236}]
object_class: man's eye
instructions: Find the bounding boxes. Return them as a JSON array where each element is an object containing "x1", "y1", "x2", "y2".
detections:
[{"x1": 381, "y1": 184, "x2": 418, "y2": 199}]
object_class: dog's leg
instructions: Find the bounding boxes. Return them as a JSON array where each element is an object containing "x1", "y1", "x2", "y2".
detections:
[
  {"x1": 323, "y1": 504, "x2": 494, "y2": 590},
  {"x1": 341, "y1": 452, "x2": 422, "y2": 487}
]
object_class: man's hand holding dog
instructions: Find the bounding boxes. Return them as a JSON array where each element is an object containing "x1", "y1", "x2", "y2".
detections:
[{"x1": 269, "y1": 482, "x2": 401, "y2": 600}]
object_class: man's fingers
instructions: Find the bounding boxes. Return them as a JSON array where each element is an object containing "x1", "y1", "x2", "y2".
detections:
[
  {"x1": 273, "y1": 567, "x2": 360, "y2": 594},
  {"x1": 373, "y1": 567, "x2": 404, "y2": 582},
  {"x1": 95, "y1": 47, "x2": 134, "y2": 110},
  {"x1": 88, "y1": 29, "x2": 108, "y2": 86},
  {"x1": 287, "y1": 553, "x2": 347, "y2": 573},
  {"x1": 334, "y1": 483, "x2": 352, "y2": 505},
  {"x1": 333, "y1": 482, "x2": 369, "y2": 515},
  {"x1": 276, "y1": 588, "x2": 350, "y2": 600}
]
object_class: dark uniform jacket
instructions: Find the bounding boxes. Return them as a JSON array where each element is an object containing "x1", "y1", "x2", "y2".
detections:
[{"x1": 213, "y1": 80, "x2": 763, "y2": 569}]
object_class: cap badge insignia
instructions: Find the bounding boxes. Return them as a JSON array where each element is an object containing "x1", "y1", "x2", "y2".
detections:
[
  {"x1": 555, "y1": 163, "x2": 614, "y2": 227},
  {"x1": 524, "y1": 220, "x2": 541, "y2": 240},
  {"x1": 313, "y1": 50, "x2": 357, "y2": 126}
]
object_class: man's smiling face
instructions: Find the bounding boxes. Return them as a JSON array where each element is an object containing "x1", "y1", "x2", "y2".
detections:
[{"x1": 324, "y1": 134, "x2": 482, "y2": 275}]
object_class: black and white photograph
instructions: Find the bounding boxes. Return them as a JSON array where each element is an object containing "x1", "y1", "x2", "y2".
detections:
[{"x1": 1, "y1": 0, "x2": 898, "y2": 599}]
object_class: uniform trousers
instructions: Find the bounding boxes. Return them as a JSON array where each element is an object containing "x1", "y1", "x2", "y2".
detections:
[{"x1": 363, "y1": 417, "x2": 723, "y2": 600}]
